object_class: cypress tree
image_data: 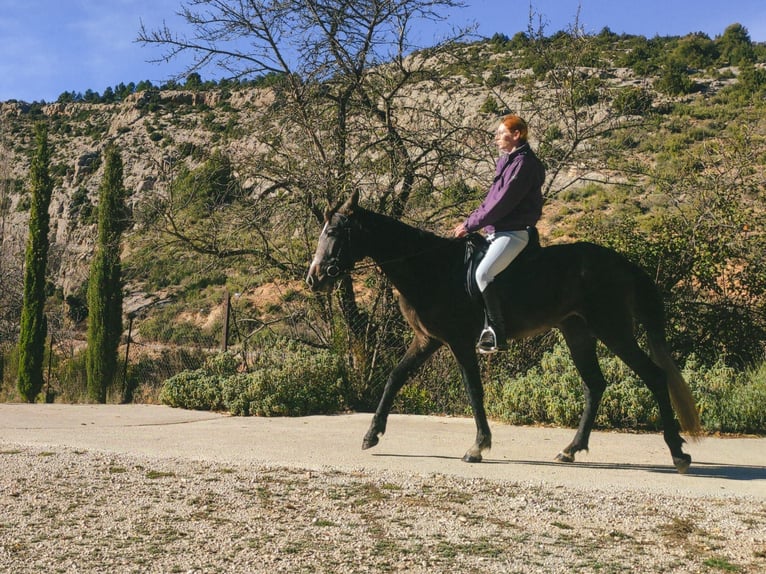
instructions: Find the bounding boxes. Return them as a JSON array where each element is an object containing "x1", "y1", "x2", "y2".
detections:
[
  {"x1": 86, "y1": 145, "x2": 126, "y2": 403},
  {"x1": 17, "y1": 123, "x2": 53, "y2": 402}
]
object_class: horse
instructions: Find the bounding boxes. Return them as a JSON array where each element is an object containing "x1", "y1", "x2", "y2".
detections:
[{"x1": 306, "y1": 191, "x2": 702, "y2": 473}]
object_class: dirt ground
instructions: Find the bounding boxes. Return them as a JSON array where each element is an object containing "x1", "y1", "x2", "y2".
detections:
[{"x1": 1, "y1": 405, "x2": 764, "y2": 573}]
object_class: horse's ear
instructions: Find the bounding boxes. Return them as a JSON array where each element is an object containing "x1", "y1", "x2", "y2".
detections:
[
  {"x1": 325, "y1": 195, "x2": 344, "y2": 222},
  {"x1": 324, "y1": 203, "x2": 339, "y2": 222},
  {"x1": 325, "y1": 190, "x2": 358, "y2": 220},
  {"x1": 339, "y1": 190, "x2": 359, "y2": 214}
]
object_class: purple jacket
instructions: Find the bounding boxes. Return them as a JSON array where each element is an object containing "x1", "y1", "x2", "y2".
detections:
[{"x1": 464, "y1": 143, "x2": 545, "y2": 234}]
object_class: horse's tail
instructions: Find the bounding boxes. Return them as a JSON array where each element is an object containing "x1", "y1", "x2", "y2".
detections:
[{"x1": 632, "y1": 266, "x2": 703, "y2": 439}]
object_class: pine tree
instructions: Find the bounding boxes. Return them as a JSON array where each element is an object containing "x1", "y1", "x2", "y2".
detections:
[
  {"x1": 17, "y1": 123, "x2": 53, "y2": 402},
  {"x1": 86, "y1": 145, "x2": 126, "y2": 403},
  {"x1": 716, "y1": 23, "x2": 755, "y2": 66}
]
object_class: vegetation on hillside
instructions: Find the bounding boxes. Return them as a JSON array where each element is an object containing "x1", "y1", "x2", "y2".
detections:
[{"x1": 0, "y1": 5, "x2": 764, "y2": 430}]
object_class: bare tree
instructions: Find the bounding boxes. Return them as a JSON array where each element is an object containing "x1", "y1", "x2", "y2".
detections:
[
  {"x1": 138, "y1": 1, "x2": 491, "y2": 394},
  {"x1": 139, "y1": 0, "x2": 482, "y2": 215}
]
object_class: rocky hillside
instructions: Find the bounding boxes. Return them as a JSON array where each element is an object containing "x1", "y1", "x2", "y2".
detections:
[
  {"x1": 1, "y1": 32, "x2": 764, "y2": 350},
  {"x1": 1, "y1": 89, "x2": 275, "y2": 297}
]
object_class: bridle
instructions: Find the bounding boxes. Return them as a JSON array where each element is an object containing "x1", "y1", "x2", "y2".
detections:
[{"x1": 321, "y1": 213, "x2": 355, "y2": 278}]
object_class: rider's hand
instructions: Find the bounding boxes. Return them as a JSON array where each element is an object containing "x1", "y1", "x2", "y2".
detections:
[{"x1": 453, "y1": 223, "x2": 468, "y2": 238}]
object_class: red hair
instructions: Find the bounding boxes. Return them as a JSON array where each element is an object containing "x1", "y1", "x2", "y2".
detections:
[{"x1": 501, "y1": 114, "x2": 528, "y2": 141}]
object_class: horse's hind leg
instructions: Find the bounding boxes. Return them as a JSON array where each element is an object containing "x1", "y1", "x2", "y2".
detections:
[
  {"x1": 556, "y1": 317, "x2": 607, "y2": 463},
  {"x1": 599, "y1": 331, "x2": 691, "y2": 473},
  {"x1": 362, "y1": 336, "x2": 442, "y2": 450}
]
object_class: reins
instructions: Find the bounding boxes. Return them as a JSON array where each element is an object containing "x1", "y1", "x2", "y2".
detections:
[
  {"x1": 349, "y1": 241, "x2": 454, "y2": 274},
  {"x1": 327, "y1": 210, "x2": 457, "y2": 277}
]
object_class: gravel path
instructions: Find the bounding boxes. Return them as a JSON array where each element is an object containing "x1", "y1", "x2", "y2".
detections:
[{"x1": 1, "y1": 444, "x2": 765, "y2": 573}]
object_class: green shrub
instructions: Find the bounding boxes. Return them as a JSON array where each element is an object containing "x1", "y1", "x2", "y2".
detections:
[
  {"x1": 485, "y1": 339, "x2": 766, "y2": 434},
  {"x1": 685, "y1": 355, "x2": 766, "y2": 434},
  {"x1": 491, "y1": 364, "x2": 581, "y2": 427},
  {"x1": 480, "y1": 96, "x2": 500, "y2": 114},
  {"x1": 159, "y1": 370, "x2": 225, "y2": 411},
  {"x1": 54, "y1": 348, "x2": 89, "y2": 403},
  {"x1": 159, "y1": 351, "x2": 233, "y2": 409},
  {"x1": 0, "y1": 345, "x2": 20, "y2": 401},
  {"x1": 157, "y1": 326, "x2": 764, "y2": 432},
  {"x1": 613, "y1": 86, "x2": 654, "y2": 116},
  {"x1": 394, "y1": 347, "x2": 467, "y2": 415},
  {"x1": 440, "y1": 179, "x2": 480, "y2": 206},
  {"x1": 225, "y1": 346, "x2": 345, "y2": 416},
  {"x1": 485, "y1": 67, "x2": 507, "y2": 88},
  {"x1": 205, "y1": 351, "x2": 239, "y2": 376},
  {"x1": 730, "y1": 364, "x2": 766, "y2": 434},
  {"x1": 160, "y1": 341, "x2": 346, "y2": 416},
  {"x1": 655, "y1": 59, "x2": 696, "y2": 95},
  {"x1": 138, "y1": 315, "x2": 217, "y2": 346},
  {"x1": 219, "y1": 373, "x2": 253, "y2": 415}
]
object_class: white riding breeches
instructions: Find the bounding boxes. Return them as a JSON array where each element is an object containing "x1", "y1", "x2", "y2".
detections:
[{"x1": 475, "y1": 230, "x2": 529, "y2": 292}]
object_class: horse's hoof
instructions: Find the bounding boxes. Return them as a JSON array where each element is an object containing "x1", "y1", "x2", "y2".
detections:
[
  {"x1": 555, "y1": 452, "x2": 575, "y2": 463},
  {"x1": 462, "y1": 452, "x2": 483, "y2": 463},
  {"x1": 362, "y1": 434, "x2": 379, "y2": 450},
  {"x1": 673, "y1": 455, "x2": 691, "y2": 474}
]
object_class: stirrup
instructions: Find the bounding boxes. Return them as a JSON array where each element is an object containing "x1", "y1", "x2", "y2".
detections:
[{"x1": 477, "y1": 326, "x2": 502, "y2": 354}]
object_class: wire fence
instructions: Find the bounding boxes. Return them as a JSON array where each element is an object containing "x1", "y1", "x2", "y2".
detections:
[
  {"x1": 2, "y1": 290, "x2": 231, "y2": 403},
  {"x1": 28, "y1": 286, "x2": 357, "y2": 404}
]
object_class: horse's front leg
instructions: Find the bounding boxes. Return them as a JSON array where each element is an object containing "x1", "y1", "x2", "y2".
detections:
[
  {"x1": 362, "y1": 336, "x2": 442, "y2": 450},
  {"x1": 451, "y1": 343, "x2": 492, "y2": 463}
]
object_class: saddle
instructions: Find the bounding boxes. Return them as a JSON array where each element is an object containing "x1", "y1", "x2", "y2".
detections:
[{"x1": 464, "y1": 227, "x2": 540, "y2": 302}]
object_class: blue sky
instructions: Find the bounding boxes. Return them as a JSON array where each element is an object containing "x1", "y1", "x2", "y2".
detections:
[{"x1": 1, "y1": 0, "x2": 765, "y2": 103}]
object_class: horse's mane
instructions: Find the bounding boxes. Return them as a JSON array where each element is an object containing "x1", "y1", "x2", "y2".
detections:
[
  {"x1": 349, "y1": 207, "x2": 462, "y2": 289},
  {"x1": 354, "y1": 206, "x2": 454, "y2": 248}
]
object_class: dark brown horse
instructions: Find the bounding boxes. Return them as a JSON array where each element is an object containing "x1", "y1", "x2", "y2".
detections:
[{"x1": 306, "y1": 191, "x2": 702, "y2": 473}]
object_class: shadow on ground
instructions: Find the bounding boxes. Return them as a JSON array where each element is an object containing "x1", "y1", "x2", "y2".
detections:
[{"x1": 372, "y1": 453, "x2": 766, "y2": 481}]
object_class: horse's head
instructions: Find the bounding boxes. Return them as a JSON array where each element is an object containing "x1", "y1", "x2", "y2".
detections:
[{"x1": 306, "y1": 191, "x2": 360, "y2": 292}]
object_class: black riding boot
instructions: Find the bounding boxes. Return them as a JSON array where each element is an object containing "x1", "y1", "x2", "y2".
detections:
[{"x1": 477, "y1": 282, "x2": 508, "y2": 354}]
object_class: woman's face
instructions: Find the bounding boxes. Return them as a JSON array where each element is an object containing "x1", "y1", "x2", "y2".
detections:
[{"x1": 495, "y1": 123, "x2": 521, "y2": 153}]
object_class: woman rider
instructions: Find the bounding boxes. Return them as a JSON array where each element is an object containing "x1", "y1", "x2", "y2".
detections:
[{"x1": 452, "y1": 114, "x2": 545, "y2": 353}]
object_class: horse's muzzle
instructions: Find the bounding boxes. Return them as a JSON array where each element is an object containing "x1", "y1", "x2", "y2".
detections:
[
  {"x1": 306, "y1": 263, "x2": 331, "y2": 292},
  {"x1": 306, "y1": 265, "x2": 319, "y2": 291}
]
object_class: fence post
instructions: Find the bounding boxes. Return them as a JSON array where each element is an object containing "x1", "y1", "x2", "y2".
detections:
[
  {"x1": 121, "y1": 313, "x2": 135, "y2": 403},
  {"x1": 45, "y1": 334, "x2": 54, "y2": 403},
  {"x1": 221, "y1": 291, "x2": 231, "y2": 352}
]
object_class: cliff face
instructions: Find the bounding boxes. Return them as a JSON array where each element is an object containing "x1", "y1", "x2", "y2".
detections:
[
  {"x1": 0, "y1": 88, "x2": 276, "y2": 298},
  {"x1": 1, "y1": 75, "x2": 498, "y2": 303}
]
